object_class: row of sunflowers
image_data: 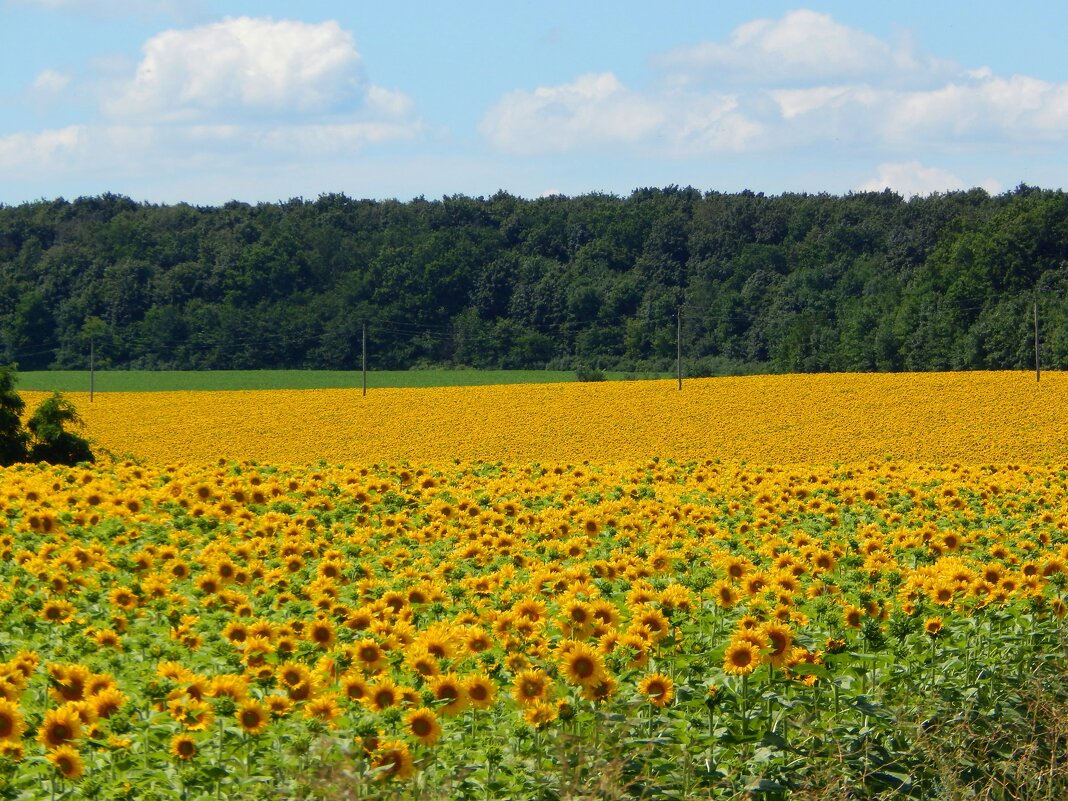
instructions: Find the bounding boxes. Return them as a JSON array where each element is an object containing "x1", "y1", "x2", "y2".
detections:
[{"x1": 1, "y1": 456, "x2": 1067, "y2": 798}]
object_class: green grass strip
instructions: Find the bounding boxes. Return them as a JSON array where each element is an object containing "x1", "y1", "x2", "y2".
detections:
[{"x1": 17, "y1": 369, "x2": 671, "y2": 393}]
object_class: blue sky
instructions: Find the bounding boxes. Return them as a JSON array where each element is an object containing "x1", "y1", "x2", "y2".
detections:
[{"x1": 3, "y1": 1, "x2": 1068, "y2": 205}]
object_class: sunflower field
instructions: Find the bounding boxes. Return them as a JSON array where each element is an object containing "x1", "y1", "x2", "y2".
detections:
[{"x1": 1, "y1": 374, "x2": 1068, "y2": 800}]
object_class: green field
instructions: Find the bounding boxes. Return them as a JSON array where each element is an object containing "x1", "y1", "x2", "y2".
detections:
[{"x1": 17, "y1": 369, "x2": 670, "y2": 392}]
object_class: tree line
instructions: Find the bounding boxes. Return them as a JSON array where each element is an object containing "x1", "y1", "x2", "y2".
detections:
[{"x1": 1, "y1": 185, "x2": 1067, "y2": 375}]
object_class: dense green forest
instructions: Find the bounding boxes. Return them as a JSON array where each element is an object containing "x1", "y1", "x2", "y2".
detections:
[{"x1": 1, "y1": 185, "x2": 1067, "y2": 374}]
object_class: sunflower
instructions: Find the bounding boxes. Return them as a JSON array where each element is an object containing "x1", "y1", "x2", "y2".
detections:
[
  {"x1": 208, "y1": 674, "x2": 249, "y2": 702},
  {"x1": 353, "y1": 638, "x2": 387, "y2": 673},
  {"x1": 616, "y1": 632, "x2": 649, "y2": 668},
  {"x1": 38, "y1": 705, "x2": 82, "y2": 749},
  {"x1": 49, "y1": 663, "x2": 91, "y2": 703},
  {"x1": 429, "y1": 673, "x2": 467, "y2": 717},
  {"x1": 463, "y1": 627, "x2": 494, "y2": 655},
  {"x1": 842, "y1": 604, "x2": 865, "y2": 629},
  {"x1": 404, "y1": 707, "x2": 442, "y2": 746},
  {"x1": 522, "y1": 699, "x2": 559, "y2": 728},
  {"x1": 261, "y1": 692, "x2": 290, "y2": 717},
  {"x1": 339, "y1": 670, "x2": 370, "y2": 703},
  {"x1": 633, "y1": 608, "x2": 671, "y2": 642},
  {"x1": 760, "y1": 623, "x2": 795, "y2": 668},
  {"x1": 307, "y1": 619, "x2": 337, "y2": 649},
  {"x1": 580, "y1": 675, "x2": 618, "y2": 703},
  {"x1": 371, "y1": 739, "x2": 415, "y2": 781},
  {"x1": 637, "y1": 673, "x2": 674, "y2": 708},
  {"x1": 222, "y1": 620, "x2": 249, "y2": 644},
  {"x1": 723, "y1": 640, "x2": 761, "y2": 677},
  {"x1": 47, "y1": 744, "x2": 84, "y2": 780},
  {"x1": 512, "y1": 669, "x2": 552, "y2": 706},
  {"x1": 710, "y1": 580, "x2": 740, "y2": 609},
  {"x1": 235, "y1": 699, "x2": 270, "y2": 735},
  {"x1": 169, "y1": 697, "x2": 215, "y2": 732},
  {"x1": 464, "y1": 673, "x2": 497, "y2": 709},
  {"x1": 561, "y1": 599, "x2": 594, "y2": 630},
  {"x1": 91, "y1": 628, "x2": 122, "y2": 649},
  {"x1": 923, "y1": 617, "x2": 944, "y2": 638},
  {"x1": 559, "y1": 642, "x2": 606, "y2": 689},
  {"x1": 170, "y1": 733, "x2": 197, "y2": 760},
  {"x1": 303, "y1": 693, "x2": 343, "y2": 726},
  {"x1": 89, "y1": 687, "x2": 126, "y2": 719},
  {"x1": 367, "y1": 677, "x2": 401, "y2": 711},
  {"x1": 277, "y1": 662, "x2": 313, "y2": 690},
  {"x1": 108, "y1": 586, "x2": 139, "y2": 611},
  {"x1": 41, "y1": 599, "x2": 77, "y2": 624},
  {"x1": 0, "y1": 698, "x2": 25, "y2": 742},
  {"x1": 512, "y1": 598, "x2": 547, "y2": 623},
  {"x1": 405, "y1": 646, "x2": 441, "y2": 679}
]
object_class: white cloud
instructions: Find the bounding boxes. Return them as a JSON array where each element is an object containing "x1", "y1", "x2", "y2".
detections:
[
  {"x1": 481, "y1": 9, "x2": 1068, "y2": 161},
  {"x1": 884, "y1": 76, "x2": 1068, "y2": 143},
  {"x1": 858, "y1": 161, "x2": 1002, "y2": 197},
  {"x1": 0, "y1": 126, "x2": 84, "y2": 171},
  {"x1": 106, "y1": 17, "x2": 370, "y2": 122},
  {"x1": 480, "y1": 73, "x2": 663, "y2": 155},
  {"x1": 659, "y1": 9, "x2": 923, "y2": 84},
  {"x1": 1, "y1": 16, "x2": 422, "y2": 191},
  {"x1": 480, "y1": 72, "x2": 761, "y2": 155},
  {"x1": 30, "y1": 69, "x2": 72, "y2": 93}
]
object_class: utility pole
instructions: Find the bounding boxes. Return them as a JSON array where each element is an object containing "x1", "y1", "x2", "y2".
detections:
[
  {"x1": 361, "y1": 322, "x2": 367, "y2": 397},
  {"x1": 89, "y1": 335, "x2": 95, "y2": 402},
  {"x1": 676, "y1": 309, "x2": 682, "y2": 391}
]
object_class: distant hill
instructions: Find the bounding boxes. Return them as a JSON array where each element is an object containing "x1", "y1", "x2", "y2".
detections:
[{"x1": 1, "y1": 185, "x2": 1066, "y2": 374}]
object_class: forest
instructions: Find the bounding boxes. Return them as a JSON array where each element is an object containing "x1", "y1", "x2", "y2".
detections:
[{"x1": 1, "y1": 184, "x2": 1067, "y2": 375}]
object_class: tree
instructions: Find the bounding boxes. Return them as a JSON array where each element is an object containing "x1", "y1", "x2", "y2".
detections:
[
  {"x1": 27, "y1": 392, "x2": 94, "y2": 465},
  {"x1": 0, "y1": 365, "x2": 28, "y2": 465}
]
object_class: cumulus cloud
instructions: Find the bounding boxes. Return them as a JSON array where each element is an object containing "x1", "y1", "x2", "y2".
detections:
[
  {"x1": 857, "y1": 161, "x2": 965, "y2": 196},
  {"x1": 0, "y1": 126, "x2": 84, "y2": 171},
  {"x1": 480, "y1": 72, "x2": 763, "y2": 155},
  {"x1": 481, "y1": 8, "x2": 1068, "y2": 162},
  {"x1": 480, "y1": 73, "x2": 663, "y2": 154},
  {"x1": 1, "y1": 16, "x2": 421, "y2": 191},
  {"x1": 857, "y1": 161, "x2": 1002, "y2": 197},
  {"x1": 106, "y1": 17, "x2": 372, "y2": 122},
  {"x1": 659, "y1": 10, "x2": 912, "y2": 84}
]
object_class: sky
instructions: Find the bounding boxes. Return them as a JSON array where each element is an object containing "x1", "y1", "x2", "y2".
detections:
[{"x1": 2, "y1": 1, "x2": 1068, "y2": 206}]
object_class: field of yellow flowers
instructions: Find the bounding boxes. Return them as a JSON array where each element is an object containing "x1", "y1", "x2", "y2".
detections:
[
  {"x1": 21, "y1": 370, "x2": 1068, "y2": 464},
  {"x1": 2, "y1": 372, "x2": 1068, "y2": 800}
]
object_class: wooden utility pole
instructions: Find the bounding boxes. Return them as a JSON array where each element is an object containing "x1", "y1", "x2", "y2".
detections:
[
  {"x1": 89, "y1": 335, "x2": 95, "y2": 402},
  {"x1": 1035, "y1": 296, "x2": 1040, "y2": 383},
  {"x1": 361, "y1": 322, "x2": 367, "y2": 397},
  {"x1": 676, "y1": 309, "x2": 682, "y2": 391}
]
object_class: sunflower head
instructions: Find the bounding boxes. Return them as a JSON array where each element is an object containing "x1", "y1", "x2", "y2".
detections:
[
  {"x1": 637, "y1": 672, "x2": 674, "y2": 708},
  {"x1": 429, "y1": 674, "x2": 467, "y2": 717},
  {"x1": 38, "y1": 705, "x2": 82, "y2": 750},
  {"x1": 371, "y1": 739, "x2": 415, "y2": 781},
  {"x1": 404, "y1": 707, "x2": 442, "y2": 746},
  {"x1": 170, "y1": 733, "x2": 197, "y2": 760},
  {"x1": 47, "y1": 744, "x2": 84, "y2": 780},
  {"x1": 0, "y1": 698, "x2": 25, "y2": 742},
  {"x1": 723, "y1": 640, "x2": 761, "y2": 677},
  {"x1": 236, "y1": 700, "x2": 270, "y2": 735}
]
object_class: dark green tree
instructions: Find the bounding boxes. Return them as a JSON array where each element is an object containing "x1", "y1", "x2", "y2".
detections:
[
  {"x1": 27, "y1": 392, "x2": 94, "y2": 465},
  {"x1": 0, "y1": 365, "x2": 28, "y2": 466}
]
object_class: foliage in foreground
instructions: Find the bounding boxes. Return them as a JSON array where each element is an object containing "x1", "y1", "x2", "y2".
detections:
[
  {"x1": 0, "y1": 459, "x2": 1066, "y2": 799},
  {"x1": 0, "y1": 366, "x2": 93, "y2": 466}
]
